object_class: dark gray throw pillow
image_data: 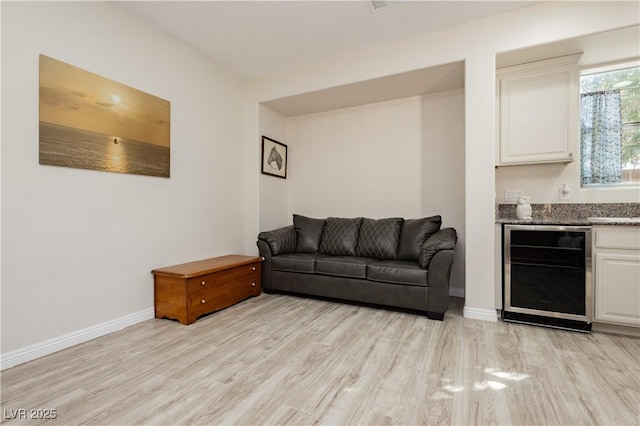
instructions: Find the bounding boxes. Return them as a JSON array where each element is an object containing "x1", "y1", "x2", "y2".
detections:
[
  {"x1": 319, "y1": 217, "x2": 363, "y2": 256},
  {"x1": 397, "y1": 215, "x2": 442, "y2": 261},
  {"x1": 419, "y1": 228, "x2": 457, "y2": 268},
  {"x1": 356, "y1": 218, "x2": 403, "y2": 260},
  {"x1": 293, "y1": 214, "x2": 326, "y2": 253}
]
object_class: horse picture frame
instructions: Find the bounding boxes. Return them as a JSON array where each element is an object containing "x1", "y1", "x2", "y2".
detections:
[{"x1": 261, "y1": 136, "x2": 287, "y2": 179}]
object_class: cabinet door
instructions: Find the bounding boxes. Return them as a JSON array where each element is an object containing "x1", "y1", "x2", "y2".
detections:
[
  {"x1": 594, "y1": 250, "x2": 640, "y2": 326},
  {"x1": 497, "y1": 54, "x2": 580, "y2": 165}
]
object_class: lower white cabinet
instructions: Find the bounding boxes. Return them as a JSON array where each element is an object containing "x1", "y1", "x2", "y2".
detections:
[{"x1": 593, "y1": 226, "x2": 640, "y2": 327}]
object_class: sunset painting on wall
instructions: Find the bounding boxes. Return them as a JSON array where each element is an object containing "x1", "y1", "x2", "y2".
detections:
[{"x1": 39, "y1": 54, "x2": 170, "y2": 178}]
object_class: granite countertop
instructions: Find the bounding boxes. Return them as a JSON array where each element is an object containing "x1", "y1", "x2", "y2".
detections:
[
  {"x1": 496, "y1": 203, "x2": 640, "y2": 226},
  {"x1": 497, "y1": 218, "x2": 591, "y2": 226},
  {"x1": 496, "y1": 218, "x2": 640, "y2": 226}
]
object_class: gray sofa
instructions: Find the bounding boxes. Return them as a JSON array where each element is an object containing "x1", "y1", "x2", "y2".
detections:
[{"x1": 257, "y1": 215, "x2": 457, "y2": 320}]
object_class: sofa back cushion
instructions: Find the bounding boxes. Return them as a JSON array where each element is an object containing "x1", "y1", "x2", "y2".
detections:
[
  {"x1": 319, "y1": 217, "x2": 363, "y2": 256},
  {"x1": 356, "y1": 218, "x2": 403, "y2": 260},
  {"x1": 397, "y1": 215, "x2": 442, "y2": 261},
  {"x1": 293, "y1": 214, "x2": 326, "y2": 253}
]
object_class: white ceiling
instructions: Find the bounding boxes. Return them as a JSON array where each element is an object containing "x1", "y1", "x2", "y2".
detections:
[
  {"x1": 117, "y1": 1, "x2": 539, "y2": 80},
  {"x1": 263, "y1": 60, "x2": 465, "y2": 116},
  {"x1": 496, "y1": 25, "x2": 640, "y2": 69},
  {"x1": 265, "y1": 25, "x2": 640, "y2": 117}
]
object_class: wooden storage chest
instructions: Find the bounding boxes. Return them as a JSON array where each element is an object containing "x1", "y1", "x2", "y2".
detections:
[{"x1": 152, "y1": 254, "x2": 262, "y2": 325}]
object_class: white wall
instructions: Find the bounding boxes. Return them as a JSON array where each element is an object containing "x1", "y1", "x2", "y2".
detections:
[
  {"x1": 422, "y1": 89, "x2": 465, "y2": 296},
  {"x1": 258, "y1": 105, "x2": 288, "y2": 231},
  {"x1": 1, "y1": 2, "x2": 246, "y2": 359},
  {"x1": 250, "y1": 1, "x2": 640, "y2": 321},
  {"x1": 495, "y1": 162, "x2": 640, "y2": 205},
  {"x1": 287, "y1": 97, "x2": 422, "y2": 219}
]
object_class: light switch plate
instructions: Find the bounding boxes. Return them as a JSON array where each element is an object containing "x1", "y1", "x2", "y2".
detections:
[{"x1": 559, "y1": 184, "x2": 570, "y2": 201}]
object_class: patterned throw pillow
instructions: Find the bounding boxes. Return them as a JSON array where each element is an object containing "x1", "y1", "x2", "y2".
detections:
[
  {"x1": 397, "y1": 215, "x2": 442, "y2": 261},
  {"x1": 293, "y1": 214, "x2": 326, "y2": 253},
  {"x1": 318, "y1": 217, "x2": 364, "y2": 256},
  {"x1": 356, "y1": 218, "x2": 403, "y2": 260}
]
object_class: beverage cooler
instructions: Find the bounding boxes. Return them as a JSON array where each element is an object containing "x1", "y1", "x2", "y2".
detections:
[{"x1": 503, "y1": 224, "x2": 592, "y2": 332}]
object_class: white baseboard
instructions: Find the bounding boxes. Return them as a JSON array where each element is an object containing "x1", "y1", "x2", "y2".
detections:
[
  {"x1": 463, "y1": 305, "x2": 498, "y2": 322},
  {"x1": 449, "y1": 287, "x2": 465, "y2": 298},
  {"x1": 1, "y1": 308, "x2": 155, "y2": 371}
]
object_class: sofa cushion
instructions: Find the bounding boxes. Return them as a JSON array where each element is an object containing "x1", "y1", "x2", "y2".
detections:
[
  {"x1": 271, "y1": 253, "x2": 317, "y2": 273},
  {"x1": 315, "y1": 256, "x2": 375, "y2": 279},
  {"x1": 367, "y1": 260, "x2": 428, "y2": 287},
  {"x1": 258, "y1": 225, "x2": 297, "y2": 255},
  {"x1": 419, "y1": 228, "x2": 457, "y2": 268},
  {"x1": 356, "y1": 217, "x2": 403, "y2": 260},
  {"x1": 293, "y1": 214, "x2": 326, "y2": 253},
  {"x1": 397, "y1": 216, "x2": 442, "y2": 261},
  {"x1": 319, "y1": 217, "x2": 363, "y2": 256}
]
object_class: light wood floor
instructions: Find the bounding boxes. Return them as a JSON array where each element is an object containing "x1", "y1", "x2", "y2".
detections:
[{"x1": 2, "y1": 294, "x2": 639, "y2": 425}]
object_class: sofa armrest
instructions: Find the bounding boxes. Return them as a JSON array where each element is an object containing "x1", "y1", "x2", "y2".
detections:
[
  {"x1": 418, "y1": 228, "x2": 457, "y2": 269},
  {"x1": 257, "y1": 225, "x2": 296, "y2": 256},
  {"x1": 420, "y1": 228, "x2": 456, "y2": 317},
  {"x1": 257, "y1": 225, "x2": 296, "y2": 292},
  {"x1": 257, "y1": 240, "x2": 274, "y2": 291},
  {"x1": 426, "y1": 249, "x2": 455, "y2": 315}
]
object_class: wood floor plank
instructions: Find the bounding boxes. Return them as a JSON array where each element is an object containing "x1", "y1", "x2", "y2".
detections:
[{"x1": 1, "y1": 293, "x2": 639, "y2": 425}]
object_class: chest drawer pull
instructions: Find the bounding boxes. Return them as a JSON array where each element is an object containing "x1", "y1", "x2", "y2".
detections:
[
  {"x1": 201, "y1": 280, "x2": 206, "y2": 286},
  {"x1": 251, "y1": 282, "x2": 256, "y2": 287},
  {"x1": 251, "y1": 266, "x2": 256, "y2": 271},
  {"x1": 200, "y1": 299, "x2": 206, "y2": 304}
]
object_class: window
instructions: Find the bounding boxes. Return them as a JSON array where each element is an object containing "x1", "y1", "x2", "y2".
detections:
[{"x1": 580, "y1": 62, "x2": 640, "y2": 186}]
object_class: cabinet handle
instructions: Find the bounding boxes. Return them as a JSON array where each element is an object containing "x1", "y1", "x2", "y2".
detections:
[
  {"x1": 201, "y1": 299, "x2": 206, "y2": 304},
  {"x1": 201, "y1": 280, "x2": 206, "y2": 286},
  {"x1": 568, "y1": 152, "x2": 574, "y2": 158},
  {"x1": 251, "y1": 266, "x2": 256, "y2": 271},
  {"x1": 251, "y1": 282, "x2": 256, "y2": 287}
]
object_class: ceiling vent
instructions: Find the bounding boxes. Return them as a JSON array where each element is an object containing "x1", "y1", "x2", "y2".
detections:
[{"x1": 369, "y1": 0, "x2": 404, "y2": 12}]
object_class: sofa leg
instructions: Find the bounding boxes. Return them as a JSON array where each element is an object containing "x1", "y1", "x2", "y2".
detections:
[{"x1": 426, "y1": 311, "x2": 444, "y2": 321}]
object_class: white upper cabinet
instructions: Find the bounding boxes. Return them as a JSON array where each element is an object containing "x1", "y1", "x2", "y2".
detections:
[{"x1": 496, "y1": 54, "x2": 582, "y2": 166}]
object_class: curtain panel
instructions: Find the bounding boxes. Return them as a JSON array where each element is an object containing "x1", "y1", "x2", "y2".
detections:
[{"x1": 580, "y1": 90, "x2": 623, "y2": 185}]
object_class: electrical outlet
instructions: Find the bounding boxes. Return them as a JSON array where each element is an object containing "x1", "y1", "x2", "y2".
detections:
[{"x1": 505, "y1": 190, "x2": 524, "y2": 203}]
